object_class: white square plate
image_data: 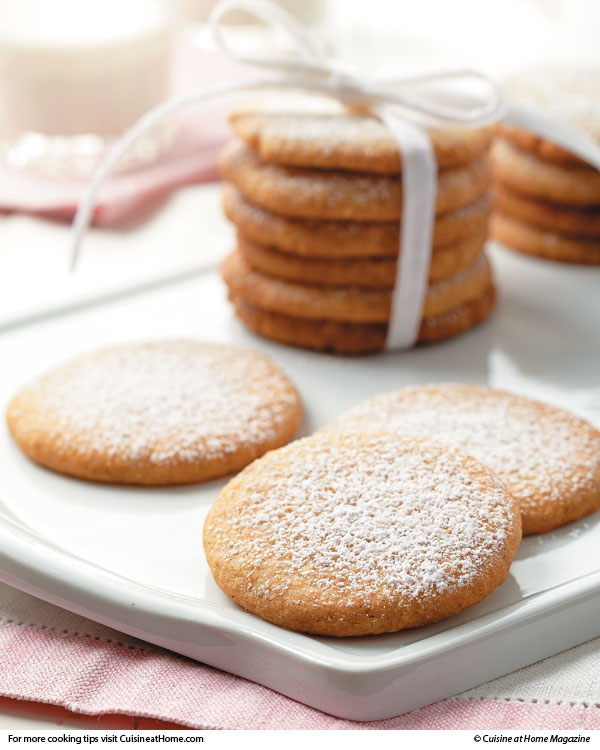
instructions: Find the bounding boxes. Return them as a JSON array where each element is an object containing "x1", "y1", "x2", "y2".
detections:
[{"x1": 0, "y1": 244, "x2": 599, "y2": 721}]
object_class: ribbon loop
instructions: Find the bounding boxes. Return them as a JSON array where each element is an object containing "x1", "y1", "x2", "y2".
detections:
[
  {"x1": 208, "y1": 0, "x2": 505, "y2": 127},
  {"x1": 324, "y1": 61, "x2": 372, "y2": 109},
  {"x1": 378, "y1": 69, "x2": 506, "y2": 125},
  {"x1": 209, "y1": 0, "x2": 329, "y2": 74}
]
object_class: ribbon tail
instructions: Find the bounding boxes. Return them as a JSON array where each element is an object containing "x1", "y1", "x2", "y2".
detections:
[
  {"x1": 503, "y1": 103, "x2": 600, "y2": 172},
  {"x1": 379, "y1": 111, "x2": 437, "y2": 350},
  {"x1": 69, "y1": 78, "x2": 264, "y2": 272}
]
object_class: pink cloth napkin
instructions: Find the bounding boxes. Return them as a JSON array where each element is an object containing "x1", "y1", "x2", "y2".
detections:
[
  {"x1": 0, "y1": 41, "x2": 242, "y2": 227},
  {"x1": 1, "y1": 584, "x2": 599, "y2": 730},
  {"x1": 1, "y1": 618, "x2": 599, "y2": 730}
]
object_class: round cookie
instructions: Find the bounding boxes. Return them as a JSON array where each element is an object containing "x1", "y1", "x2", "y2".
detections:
[
  {"x1": 220, "y1": 139, "x2": 492, "y2": 221},
  {"x1": 501, "y1": 64, "x2": 600, "y2": 166},
  {"x1": 324, "y1": 384, "x2": 600, "y2": 534},
  {"x1": 224, "y1": 184, "x2": 491, "y2": 258},
  {"x1": 236, "y1": 227, "x2": 487, "y2": 287},
  {"x1": 492, "y1": 138, "x2": 600, "y2": 206},
  {"x1": 231, "y1": 285, "x2": 496, "y2": 354},
  {"x1": 6, "y1": 340, "x2": 302, "y2": 486},
  {"x1": 231, "y1": 110, "x2": 494, "y2": 173},
  {"x1": 494, "y1": 183, "x2": 600, "y2": 238},
  {"x1": 491, "y1": 212, "x2": 600, "y2": 265},
  {"x1": 222, "y1": 249, "x2": 492, "y2": 323},
  {"x1": 204, "y1": 431, "x2": 521, "y2": 636},
  {"x1": 495, "y1": 123, "x2": 587, "y2": 167}
]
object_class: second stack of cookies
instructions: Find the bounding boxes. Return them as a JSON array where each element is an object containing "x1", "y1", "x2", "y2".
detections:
[
  {"x1": 491, "y1": 65, "x2": 600, "y2": 266},
  {"x1": 220, "y1": 109, "x2": 496, "y2": 353}
]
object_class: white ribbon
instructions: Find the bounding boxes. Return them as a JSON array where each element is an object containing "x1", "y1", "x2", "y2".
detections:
[
  {"x1": 379, "y1": 111, "x2": 437, "y2": 349},
  {"x1": 69, "y1": 0, "x2": 506, "y2": 350},
  {"x1": 503, "y1": 103, "x2": 600, "y2": 171}
]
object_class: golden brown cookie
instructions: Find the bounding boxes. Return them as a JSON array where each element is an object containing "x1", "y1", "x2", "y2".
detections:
[
  {"x1": 491, "y1": 212, "x2": 600, "y2": 265},
  {"x1": 324, "y1": 385, "x2": 600, "y2": 535},
  {"x1": 494, "y1": 183, "x2": 600, "y2": 238},
  {"x1": 222, "y1": 248, "x2": 492, "y2": 323},
  {"x1": 204, "y1": 431, "x2": 521, "y2": 636},
  {"x1": 236, "y1": 226, "x2": 487, "y2": 287},
  {"x1": 501, "y1": 64, "x2": 600, "y2": 166},
  {"x1": 6, "y1": 340, "x2": 302, "y2": 486},
  {"x1": 495, "y1": 123, "x2": 587, "y2": 167},
  {"x1": 231, "y1": 110, "x2": 494, "y2": 173},
  {"x1": 231, "y1": 285, "x2": 496, "y2": 354},
  {"x1": 224, "y1": 184, "x2": 491, "y2": 258},
  {"x1": 492, "y1": 138, "x2": 600, "y2": 206},
  {"x1": 220, "y1": 139, "x2": 492, "y2": 221}
]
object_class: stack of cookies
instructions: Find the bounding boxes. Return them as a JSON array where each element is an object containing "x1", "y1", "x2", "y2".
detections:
[
  {"x1": 491, "y1": 66, "x2": 600, "y2": 265},
  {"x1": 219, "y1": 108, "x2": 496, "y2": 353}
]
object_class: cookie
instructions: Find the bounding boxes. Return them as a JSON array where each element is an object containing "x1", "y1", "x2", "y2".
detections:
[
  {"x1": 231, "y1": 285, "x2": 496, "y2": 354},
  {"x1": 236, "y1": 226, "x2": 487, "y2": 287},
  {"x1": 231, "y1": 110, "x2": 494, "y2": 173},
  {"x1": 6, "y1": 341, "x2": 302, "y2": 486},
  {"x1": 491, "y1": 212, "x2": 600, "y2": 265},
  {"x1": 220, "y1": 140, "x2": 492, "y2": 221},
  {"x1": 495, "y1": 123, "x2": 587, "y2": 167},
  {"x1": 501, "y1": 64, "x2": 600, "y2": 166},
  {"x1": 224, "y1": 184, "x2": 491, "y2": 258},
  {"x1": 222, "y1": 249, "x2": 492, "y2": 323},
  {"x1": 492, "y1": 138, "x2": 600, "y2": 206},
  {"x1": 494, "y1": 183, "x2": 600, "y2": 238},
  {"x1": 324, "y1": 384, "x2": 600, "y2": 534},
  {"x1": 204, "y1": 431, "x2": 521, "y2": 636}
]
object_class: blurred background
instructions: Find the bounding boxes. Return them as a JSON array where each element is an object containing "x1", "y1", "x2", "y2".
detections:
[
  {"x1": 0, "y1": 0, "x2": 598, "y2": 325},
  {"x1": 1, "y1": 0, "x2": 599, "y2": 176}
]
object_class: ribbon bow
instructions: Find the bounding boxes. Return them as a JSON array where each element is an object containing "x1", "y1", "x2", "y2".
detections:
[
  {"x1": 210, "y1": 0, "x2": 505, "y2": 126},
  {"x1": 70, "y1": 0, "x2": 507, "y2": 349}
]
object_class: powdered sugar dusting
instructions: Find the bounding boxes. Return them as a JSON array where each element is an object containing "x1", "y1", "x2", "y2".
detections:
[
  {"x1": 232, "y1": 110, "x2": 489, "y2": 171},
  {"x1": 325, "y1": 385, "x2": 600, "y2": 510},
  {"x1": 9, "y1": 340, "x2": 299, "y2": 466},
  {"x1": 232, "y1": 140, "x2": 395, "y2": 207},
  {"x1": 207, "y1": 432, "x2": 516, "y2": 607},
  {"x1": 221, "y1": 140, "x2": 490, "y2": 220},
  {"x1": 245, "y1": 113, "x2": 404, "y2": 159},
  {"x1": 227, "y1": 182, "x2": 373, "y2": 240},
  {"x1": 505, "y1": 64, "x2": 600, "y2": 141}
]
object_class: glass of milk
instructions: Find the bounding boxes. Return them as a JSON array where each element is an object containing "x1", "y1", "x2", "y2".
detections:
[{"x1": 0, "y1": 0, "x2": 174, "y2": 176}]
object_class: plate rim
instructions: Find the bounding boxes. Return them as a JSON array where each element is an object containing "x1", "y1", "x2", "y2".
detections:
[{"x1": 1, "y1": 508, "x2": 600, "y2": 678}]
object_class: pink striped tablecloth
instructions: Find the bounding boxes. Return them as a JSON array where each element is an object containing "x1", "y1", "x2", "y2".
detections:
[{"x1": 0, "y1": 583, "x2": 598, "y2": 730}]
